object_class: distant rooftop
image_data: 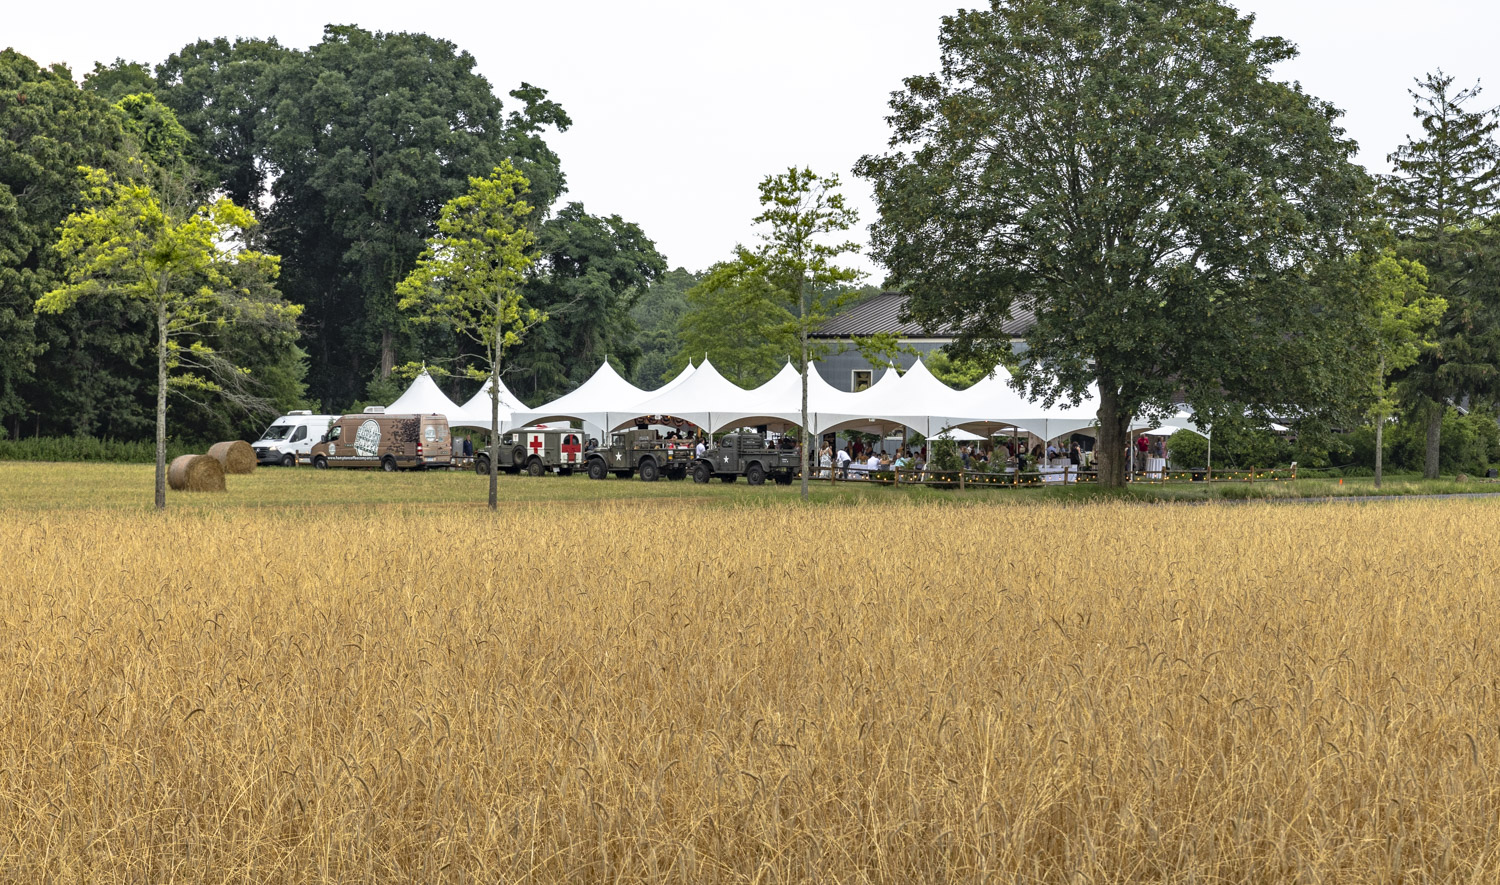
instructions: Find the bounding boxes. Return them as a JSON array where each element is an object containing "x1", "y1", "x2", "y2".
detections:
[{"x1": 813, "y1": 291, "x2": 1034, "y2": 339}]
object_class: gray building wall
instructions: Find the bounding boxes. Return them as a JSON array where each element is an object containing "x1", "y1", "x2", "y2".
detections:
[{"x1": 812, "y1": 339, "x2": 951, "y2": 392}]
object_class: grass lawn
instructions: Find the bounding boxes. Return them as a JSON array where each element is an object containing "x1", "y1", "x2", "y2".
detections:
[{"x1": 2, "y1": 460, "x2": 1495, "y2": 513}]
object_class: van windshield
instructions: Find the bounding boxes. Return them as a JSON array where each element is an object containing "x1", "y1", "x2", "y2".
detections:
[{"x1": 259, "y1": 424, "x2": 293, "y2": 441}]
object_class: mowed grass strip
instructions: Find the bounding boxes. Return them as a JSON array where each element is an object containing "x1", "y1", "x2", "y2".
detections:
[{"x1": 4, "y1": 491, "x2": 1500, "y2": 882}]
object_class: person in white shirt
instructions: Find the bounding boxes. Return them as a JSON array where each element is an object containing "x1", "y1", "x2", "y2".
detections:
[
  {"x1": 835, "y1": 447, "x2": 852, "y2": 478},
  {"x1": 695, "y1": 438, "x2": 706, "y2": 458},
  {"x1": 866, "y1": 453, "x2": 881, "y2": 476}
]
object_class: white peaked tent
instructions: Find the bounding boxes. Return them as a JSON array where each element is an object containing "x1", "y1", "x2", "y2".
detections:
[
  {"x1": 386, "y1": 371, "x2": 467, "y2": 423},
  {"x1": 619, "y1": 359, "x2": 765, "y2": 432},
  {"x1": 956, "y1": 368, "x2": 1105, "y2": 442},
  {"x1": 508, "y1": 359, "x2": 649, "y2": 433},
  {"x1": 451, "y1": 375, "x2": 530, "y2": 430},
  {"x1": 812, "y1": 366, "x2": 918, "y2": 436},
  {"x1": 711, "y1": 362, "x2": 807, "y2": 432},
  {"x1": 837, "y1": 358, "x2": 976, "y2": 438}
]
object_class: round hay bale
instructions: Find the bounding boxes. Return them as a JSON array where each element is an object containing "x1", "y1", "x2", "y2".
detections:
[
  {"x1": 169, "y1": 454, "x2": 226, "y2": 492},
  {"x1": 208, "y1": 440, "x2": 256, "y2": 474}
]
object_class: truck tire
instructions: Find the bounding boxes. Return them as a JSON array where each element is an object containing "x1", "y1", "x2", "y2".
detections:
[
  {"x1": 774, "y1": 472, "x2": 794, "y2": 485},
  {"x1": 692, "y1": 461, "x2": 712, "y2": 484},
  {"x1": 474, "y1": 454, "x2": 490, "y2": 475},
  {"x1": 280, "y1": 453, "x2": 297, "y2": 467},
  {"x1": 587, "y1": 459, "x2": 608, "y2": 480},
  {"x1": 312, "y1": 456, "x2": 328, "y2": 470},
  {"x1": 638, "y1": 458, "x2": 659, "y2": 482},
  {"x1": 527, "y1": 458, "x2": 545, "y2": 477},
  {"x1": 382, "y1": 456, "x2": 398, "y2": 472},
  {"x1": 511, "y1": 445, "x2": 527, "y2": 466},
  {"x1": 746, "y1": 463, "x2": 766, "y2": 486}
]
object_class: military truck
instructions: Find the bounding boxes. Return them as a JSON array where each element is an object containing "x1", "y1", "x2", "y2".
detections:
[
  {"x1": 584, "y1": 429, "x2": 696, "y2": 481},
  {"x1": 474, "y1": 428, "x2": 587, "y2": 476},
  {"x1": 691, "y1": 432, "x2": 800, "y2": 485}
]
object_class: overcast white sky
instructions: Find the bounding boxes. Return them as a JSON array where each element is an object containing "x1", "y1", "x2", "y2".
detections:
[{"x1": 10, "y1": 1, "x2": 1499, "y2": 279}]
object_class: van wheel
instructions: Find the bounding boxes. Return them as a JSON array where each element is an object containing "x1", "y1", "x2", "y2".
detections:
[
  {"x1": 312, "y1": 456, "x2": 328, "y2": 470},
  {"x1": 692, "y1": 462, "x2": 712, "y2": 484},
  {"x1": 280, "y1": 453, "x2": 297, "y2": 467},
  {"x1": 638, "y1": 458, "x2": 659, "y2": 482},
  {"x1": 746, "y1": 463, "x2": 766, "y2": 486},
  {"x1": 382, "y1": 457, "x2": 398, "y2": 472},
  {"x1": 587, "y1": 459, "x2": 607, "y2": 480},
  {"x1": 527, "y1": 458, "x2": 545, "y2": 477}
]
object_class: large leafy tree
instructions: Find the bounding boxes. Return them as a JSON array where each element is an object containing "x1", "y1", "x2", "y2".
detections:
[
  {"x1": 1383, "y1": 71, "x2": 1500, "y2": 477},
  {"x1": 39, "y1": 168, "x2": 296, "y2": 509},
  {"x1": 0, "y1": 50, "x2": 124, "y2": 435},
  {"x1": 507, "y1": 203, "x2": 666, "y2": 402},
  {"x1": 397, "y1": 162, "x2": 540, "y2": 510},
  {"x1": 857, "y1": 0, "x2": 1372, "y2": 487},
  {"x1": 155, "y1": 26, "x2": 572, "y2": 410},
  {"x1": 154, "y1": 37, "x2": 292, "y2": 210}
]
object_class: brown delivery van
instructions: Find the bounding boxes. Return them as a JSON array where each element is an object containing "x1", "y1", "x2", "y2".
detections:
[{"x1": 308, "y1": 409, "x2": 452, "y2": 471}]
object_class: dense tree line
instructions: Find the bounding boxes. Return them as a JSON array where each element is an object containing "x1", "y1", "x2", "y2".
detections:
[{"x1": 1, "y1": 27, "x2": 666, "y2": 446}]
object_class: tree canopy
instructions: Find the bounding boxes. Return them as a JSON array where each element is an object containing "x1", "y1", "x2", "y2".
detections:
[{"x1": 857, "y1": 0, "x2": 1373, "y2": 486}]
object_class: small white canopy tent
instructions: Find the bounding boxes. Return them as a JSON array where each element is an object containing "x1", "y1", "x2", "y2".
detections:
[
  {"x1": 507, "y1": 359, "x2": 650, "y2": 436},
  {"x1": 386, "y1": 371, "x2": 468, "y2": 422}
]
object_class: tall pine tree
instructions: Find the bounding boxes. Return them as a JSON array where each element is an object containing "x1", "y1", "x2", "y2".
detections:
[{"x1": 1384, "y1": 71, "x2": 1500, "y2": 477}]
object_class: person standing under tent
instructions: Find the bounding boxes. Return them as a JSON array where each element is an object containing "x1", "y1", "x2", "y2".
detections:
[
  {"x1": 836, "y1": 445, "x2": 852, "y2": 479},
  {"x1": 1070, "y1": 441, "x2": 1081, "y2": 468},
  {"x1": 819, "y1": 442, "x2": 833, "y2": 477},
  {"x1": 1136, "y1": 434, "x2": 1150, "y2": 472}
]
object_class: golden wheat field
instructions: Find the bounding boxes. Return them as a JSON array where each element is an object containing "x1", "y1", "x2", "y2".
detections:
[{"x1": 4, "y1": 480, "x2": 1500, "y2": 882}]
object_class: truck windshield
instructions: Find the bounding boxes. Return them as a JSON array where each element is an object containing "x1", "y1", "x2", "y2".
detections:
[{"x1": 259, "y1": 424, "x2": 293, "y2": 441}]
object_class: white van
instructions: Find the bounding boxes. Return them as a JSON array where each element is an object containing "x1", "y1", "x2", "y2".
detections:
[{"x1": 252, "y1": 411, "x2": 338, "y2": 466}]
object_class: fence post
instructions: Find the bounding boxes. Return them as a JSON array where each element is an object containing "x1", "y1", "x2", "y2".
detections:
[{"x1": 960, "y1": 468, "x2": 966, "y2": 491}]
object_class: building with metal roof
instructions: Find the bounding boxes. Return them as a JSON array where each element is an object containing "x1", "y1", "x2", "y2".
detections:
[{"x1": 809, "y1": 292, "x2": 1034, "y2": 392}]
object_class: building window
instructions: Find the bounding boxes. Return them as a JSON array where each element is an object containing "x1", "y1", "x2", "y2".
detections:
[{"x1": 852, "y1": 370, "x2": 873, "y2": 391}]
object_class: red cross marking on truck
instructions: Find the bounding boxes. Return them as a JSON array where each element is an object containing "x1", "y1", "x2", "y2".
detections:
[
  {"x1": 529, "y1": 435, "x2": 545, "y2": 455},
  {"x1": 561, "y1": 434, "x2": 581, "y2": 462}
]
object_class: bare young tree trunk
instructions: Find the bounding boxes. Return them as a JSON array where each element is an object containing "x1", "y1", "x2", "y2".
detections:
[
  {"x1": 798, "y1": 286, "x2": 810, "y2": 500},
  {"x1": 1095, "y1": 380, "x2": 1129, "y2": 489},
  {"x1": 155, "y1": 301, "x2": 168, "y2": 511},
  {"x1": 490, "y1": 325, "x2": 502, "y2": 511},
  {"x1": 1424, "y1": 402, "x2": 1442, "y2": 479},
  {"x1": 1374, "y1": 357, "x2": 1385, "y2": 490}
]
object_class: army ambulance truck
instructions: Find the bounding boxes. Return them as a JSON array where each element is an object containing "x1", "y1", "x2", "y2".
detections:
[
  {"x1": 584, "y1": 429, "x2": 696, "y2": 481},
  {"x1": 308, "y1": 408, "x2": 452, "y2": 471},
  {"x1": 691, "y1": 432, "x2": 800, "y2": 485},
  {"x1": 474, "y1": 428, "x2": 588, "y2": 476}
]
